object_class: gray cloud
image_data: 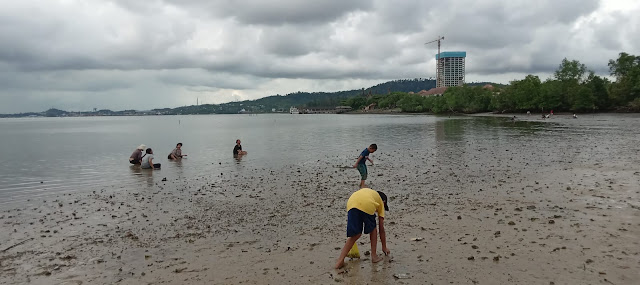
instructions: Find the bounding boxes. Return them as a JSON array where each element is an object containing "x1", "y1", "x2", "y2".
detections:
[
  {"x1": 162, "y1": 0, "x2": 373, "y2": 26},
  {"x1": 0, "y1": 0, "x2": 639, "y2": 113}
]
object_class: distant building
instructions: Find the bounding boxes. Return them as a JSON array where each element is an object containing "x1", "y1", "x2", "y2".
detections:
[
  {"x1": 419, "y1": 86, "x2": 448, "y2": 97},
  {"x1": 364, "y1": 103, "x2": 376, "y2": 111},
  {"x1": 436, "y1": 51, "x2": 466, "y2": 87},
  {"x1": 335, "y1": 106, "x2": 353, "y2": 113}
]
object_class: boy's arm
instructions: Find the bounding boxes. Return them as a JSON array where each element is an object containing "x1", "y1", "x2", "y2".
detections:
[
  {"x1": 353, "y1": 155, "x2": 363, "y2": 168},
  {"x1": 378, "y1": 216, "x2": 389, "y2": 255},
  {"x1": 366, "y1": 157, "x2": 374, "y2": 165}
]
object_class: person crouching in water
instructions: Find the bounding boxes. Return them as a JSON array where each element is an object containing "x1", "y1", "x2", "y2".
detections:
[
  {"x1": 129, "y1": 144, "x2": 146, "y2": 165},
  {"x1": 233, "y1": 139, "x2": 247, "y2": 156},
  {"x1": 168, "y1": 143, "x2": 187, "y2": 160},
  {"x1": 335, "y1": 188, "x2": 390, "y2": 269},
  {"x1": 141, "y1": 148, "x2": 161, "y2": 170}
]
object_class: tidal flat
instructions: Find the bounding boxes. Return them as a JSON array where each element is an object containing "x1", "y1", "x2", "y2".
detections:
[{"x1": 1, "y1": 114, "x2": 638, "y2": 284}]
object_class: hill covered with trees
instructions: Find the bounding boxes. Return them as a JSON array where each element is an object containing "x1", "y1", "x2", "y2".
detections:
[
  {"x1": 157, "y1": 78, "x2": 441, "y2": 114},
  {"x1": 341, "y1": 52, "x2": 640, "y2": 114},
  {"x1": 162, "y1": 78, "x2": 503, "y2": 114}
]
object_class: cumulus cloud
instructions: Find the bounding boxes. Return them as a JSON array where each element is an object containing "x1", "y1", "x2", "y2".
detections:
[{"x1": 0, "y1": 0, "x2": 639, "y2": 113}]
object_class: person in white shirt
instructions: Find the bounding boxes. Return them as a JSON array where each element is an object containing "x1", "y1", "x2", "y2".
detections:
[{"x1": 141, "y1": 148, "x2": 161, "y2": 169}]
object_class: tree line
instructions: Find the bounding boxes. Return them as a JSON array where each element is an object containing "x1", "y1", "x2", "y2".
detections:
[{"x1": 341, "y1": 52, "x2": 640, "y2": 114}]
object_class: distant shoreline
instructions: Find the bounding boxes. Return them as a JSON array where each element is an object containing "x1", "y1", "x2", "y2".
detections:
[{"x1": 2, "y1": 109, "x2": 638, "y2": 119}]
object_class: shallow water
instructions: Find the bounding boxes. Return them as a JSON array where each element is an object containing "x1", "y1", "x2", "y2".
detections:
[{"x1": 0, "y1": 113, "x2": 638, "y2": 206}]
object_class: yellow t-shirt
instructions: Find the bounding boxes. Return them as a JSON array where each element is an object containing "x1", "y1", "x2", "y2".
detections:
[{"x1": 346, "y1": 188, "x2": 385, "y2": 218}]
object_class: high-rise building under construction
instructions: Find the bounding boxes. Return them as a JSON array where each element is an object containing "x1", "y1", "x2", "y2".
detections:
[{"x1": 435, "y1": 51, "x2": 466, "y2": 88}]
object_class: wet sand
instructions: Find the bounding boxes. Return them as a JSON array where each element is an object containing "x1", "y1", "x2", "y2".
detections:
[{"x1": 1, "y1": 117, "x2": 639, "y2": 284}]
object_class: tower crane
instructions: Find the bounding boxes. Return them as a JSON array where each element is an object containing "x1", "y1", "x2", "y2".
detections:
[{"x1": 425, "y1": 36, "x2": 445, "y2": 88}]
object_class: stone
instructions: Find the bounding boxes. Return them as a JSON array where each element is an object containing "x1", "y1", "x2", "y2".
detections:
[{"x1": 393, "y1": 273, "x2": 411, "y2": 279}]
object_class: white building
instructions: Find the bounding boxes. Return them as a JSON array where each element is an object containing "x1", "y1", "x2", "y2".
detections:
[{"x1": 436, "y1": 51, "x2": 466, "y2": 88}]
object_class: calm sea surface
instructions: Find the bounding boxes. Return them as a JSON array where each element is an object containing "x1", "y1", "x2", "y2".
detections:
[{"x1": 0, "y1": 113, "x2": 638, "y2": 206}]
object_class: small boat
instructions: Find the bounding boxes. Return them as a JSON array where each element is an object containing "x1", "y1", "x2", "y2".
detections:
[{"x1": 289, "y1": 107, "x2": 300, "y2": 114}]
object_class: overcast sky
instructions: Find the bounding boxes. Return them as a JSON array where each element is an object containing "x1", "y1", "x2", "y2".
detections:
[{"x1": 1, "y1": 0, "x2": 639, "y2": 113}]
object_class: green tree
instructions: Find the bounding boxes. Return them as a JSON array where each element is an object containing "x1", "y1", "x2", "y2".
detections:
[
  {"x1": 489, "y1": 89, "x2": 514, "y2": 112},
  {"x1": 510, "y1": 75, "x2": 541, "y2": 111},
  {"x1": 538, "y1": 80, "x2": 563, "y2": 112},
  {"x1": 554, "y1": 58, "x2": 588, "y2": 83},
  {"x1": 585, "y1": 73, "x2": 610, "y2": 110},
  {"x1": 567, "y1": 85, "x2": 595, "y2": 111},
  {"x1": 429, "y1": 96, "x2": 448, "y2": 113},
  {"x1": 553, "y1": 58, "x2": 593, "y2": 110},
  {"x1": 608, "y1": 52, "x2": 640, "y2": 80},
  {"x1": 341, "y1": 97, "x2": 367, "y2": 110},
  {"x1": 608, "y1": 52, "x2": 640, "y2": 106},
  {"x1": 397, "y1": 94, "x2": 425, "y2": 112},
  {"x1": 443, "y1": 87, "x2": 467, "y2": 112},
  {"x1": 378, "y1": 92, "x2": 406, "y2": 108}
]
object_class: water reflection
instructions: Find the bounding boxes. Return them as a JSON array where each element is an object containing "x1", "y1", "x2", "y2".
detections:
[
  {"x1": 129, "y1": 165, "x2": 142, "y2": 175},
  {"x1": 170, "y1": 159, "x2": 185, "y2": 179},
  {"x1": 434, "y1": 118, "x2": 468, "y2": 168},
  {"x1": 435, "y1": 118, "x2": 465, "y2": 142},
  {"x1": 129, "y1": 165, "x2": 155, "y2": 187}
]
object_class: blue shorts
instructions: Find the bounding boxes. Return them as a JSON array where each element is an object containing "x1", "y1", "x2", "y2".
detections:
[
  {"x1": 346, "y1": 208, "x2": 377, "y2": 237},
  {"x1": 357, "y1": 164, "x2": 367, "y2": 180}
]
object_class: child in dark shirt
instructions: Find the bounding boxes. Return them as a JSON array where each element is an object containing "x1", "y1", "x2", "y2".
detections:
[{"x1": 353, "y1": 144, "x2": 377, "y2": 188}]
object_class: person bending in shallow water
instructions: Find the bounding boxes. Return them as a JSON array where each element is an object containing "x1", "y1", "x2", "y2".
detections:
[
  {"x1": 129, "y1": 144, "x2": 146, "y2": 165},
  {"x1": 233, "y1": 139, "x2": 247, "y2": 156},
  {"x1": 168, "y1": 143, "x2": 187, "y2": 160},
  {"x1": 335, "y1": 188, "x2": 390, "y2": 269}
]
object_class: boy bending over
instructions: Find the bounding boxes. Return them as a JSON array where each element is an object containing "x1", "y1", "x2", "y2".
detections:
[{"x1": 335, "y1": 188, "x2": 390, "y2": 269}]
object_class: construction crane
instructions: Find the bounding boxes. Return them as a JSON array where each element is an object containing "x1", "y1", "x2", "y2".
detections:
[{"x1": 425, "y1": 36, "x2": 445, "y2": 88}]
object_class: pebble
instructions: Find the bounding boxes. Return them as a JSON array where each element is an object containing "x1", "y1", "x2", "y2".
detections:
[{"x1": 393, "y1": 273, "x2": 411, "y2": 279}]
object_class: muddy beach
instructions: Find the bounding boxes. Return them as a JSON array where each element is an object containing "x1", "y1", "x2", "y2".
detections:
[{"x1": 1, "y1": 115, "x2": 639, "y2": 284}]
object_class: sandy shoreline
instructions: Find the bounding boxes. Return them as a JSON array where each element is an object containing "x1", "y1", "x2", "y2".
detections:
[{"x1": 1, "y1": 120, "x2": 639, "y2": 284}]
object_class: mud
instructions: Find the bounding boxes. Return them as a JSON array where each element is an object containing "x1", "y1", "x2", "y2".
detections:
[{"x1": 1, "y1": 116, "x2": 639, "y2": 284}]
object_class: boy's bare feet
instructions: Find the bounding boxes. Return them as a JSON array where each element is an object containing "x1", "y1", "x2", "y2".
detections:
[
  {"x1": 371, "y1": 255, "x2": 383, "y2": 263},
  {"x1": 334, "y1": 260, "x2": 345, "y2": 269}
]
